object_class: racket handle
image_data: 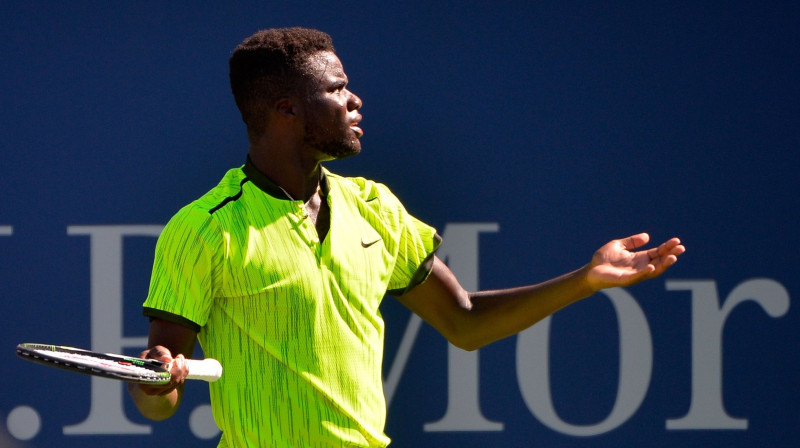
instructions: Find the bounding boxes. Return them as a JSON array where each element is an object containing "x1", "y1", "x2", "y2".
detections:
[{"x1": 185, "y1": 358, "x2": 223, "y2": 382}]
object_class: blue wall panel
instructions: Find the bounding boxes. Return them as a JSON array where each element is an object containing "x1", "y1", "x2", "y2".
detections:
[{"x1": 1, "y1": 2, "x2": 798, "y2": 446}]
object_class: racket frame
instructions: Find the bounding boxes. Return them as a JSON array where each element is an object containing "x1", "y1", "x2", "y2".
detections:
[{"x1": 16, "y1": 343, "x2": 172, "y2": 385}]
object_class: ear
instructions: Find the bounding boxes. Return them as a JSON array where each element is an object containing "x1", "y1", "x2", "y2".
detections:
[{"x1": 275, "y1": 98, "x2": 295, "y2": 117}]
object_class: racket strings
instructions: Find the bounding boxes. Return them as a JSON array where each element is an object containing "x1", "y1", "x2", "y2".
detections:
[{"x1": 25, "y1": 349, "x2": 169, "y2": 383}]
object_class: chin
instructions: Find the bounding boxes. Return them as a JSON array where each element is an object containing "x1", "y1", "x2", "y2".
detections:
[
  {"x1": 319, "y1": 140, "x2": 361, "y2": 160},
  {"x1": 333, "y1": 148, "x2": 361, "y2": 160}
]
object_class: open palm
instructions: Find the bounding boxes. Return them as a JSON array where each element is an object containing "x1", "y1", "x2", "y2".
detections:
[{"x1": 586, "y1": 233, "x2": 685, "y2": 291}]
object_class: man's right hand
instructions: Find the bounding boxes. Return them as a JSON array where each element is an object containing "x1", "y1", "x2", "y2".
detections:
[
  {"x1": 127, "y1": 321, "x2": 198, "y2": 421},
  {"x1": 135, "y1": 345, "x2": 190, "y2": 396}
]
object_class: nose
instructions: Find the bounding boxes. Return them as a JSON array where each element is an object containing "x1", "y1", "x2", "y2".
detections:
[{"x1": 348, "y1": 90, "x2": 362, "y2": 111}]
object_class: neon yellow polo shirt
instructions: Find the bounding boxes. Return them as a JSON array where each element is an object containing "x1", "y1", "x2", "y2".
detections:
[{"x1": 142, "y1": 159, "x2": 440, "y2": 447}]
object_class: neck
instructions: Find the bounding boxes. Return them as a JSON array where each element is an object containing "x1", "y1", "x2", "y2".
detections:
[{"x1": 248, "y1": 144, "x2": 325, "y2": 202}]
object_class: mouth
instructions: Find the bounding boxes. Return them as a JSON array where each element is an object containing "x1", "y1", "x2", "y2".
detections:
[{"x1": 350, "y1": 115, "x2": 363, "y2": 139}]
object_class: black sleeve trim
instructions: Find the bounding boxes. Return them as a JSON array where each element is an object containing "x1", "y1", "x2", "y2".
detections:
[
  {"x1": 388, "y1": 233, "x2": 443, "y2": 297},
  {"x1": 209, "y1": 176, "x2": 249, "y2": 215},
  {"x1": 143, "y1": 307, "x2": 202, "y2": 333}
]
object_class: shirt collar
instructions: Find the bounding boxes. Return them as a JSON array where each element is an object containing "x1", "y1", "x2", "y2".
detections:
[{"x1": 242, "y1": 156, "x2": 330, "y2": 200}]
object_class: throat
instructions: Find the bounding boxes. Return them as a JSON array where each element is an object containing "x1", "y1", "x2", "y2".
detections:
[
  {"x1": 304, "y1": 193, "x2": 331, "y2": 241},
  {"x1": 276, "y1": 181, "x2": 330, "y2": 240}
]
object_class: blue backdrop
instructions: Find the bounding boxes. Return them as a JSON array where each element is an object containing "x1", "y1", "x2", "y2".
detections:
[{"x1": 2, "y1": 2, "x2": 798, "y2": 447}]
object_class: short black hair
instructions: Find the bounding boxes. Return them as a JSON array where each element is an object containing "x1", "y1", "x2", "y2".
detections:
[{"x1": 229, "y1": 27, "x2": 335, "y2": 134}]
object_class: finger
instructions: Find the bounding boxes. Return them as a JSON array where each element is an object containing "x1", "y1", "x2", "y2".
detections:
[
  {"x1": 659, "y1": 237, "x2": 682, "y2": 253},
  {"x1": 156, "y1": 384, "x2": 180, "y2": 396},
  {"x1": 622, "y1": 233, "x2": 650, "y2": 251},
  {"x1": 651, "y1": 252, "x2": 681, "y2": 276},
  {"x1": 140, "y1": 382, "x2": 178, "y2": 396},
  {"x1": 644, "y1": 238, "x2": 681, "y2": 259},
  {"x1": 656, "y1": 239, "x2": 685, "y2": 260},
  {"x1": 670, "y1": 242, "x2": 686, "y2": 257},
  {"x1": 170, "y1": 354, "x2": 190, "y2": 384},
  {"x1": 153, "y1": 355, "x2": 188, "y2": 396},
  {"x1": 145, "y1": 345, "x2": 174, "y2": 363},
  {"x1": 624, "y1": 263, "x2": 657, "y2": 285}
]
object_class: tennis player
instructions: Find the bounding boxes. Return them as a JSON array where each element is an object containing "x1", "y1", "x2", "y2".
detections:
[{"x1": 128, "y1": 27, "x2": 685, "y2": 447}]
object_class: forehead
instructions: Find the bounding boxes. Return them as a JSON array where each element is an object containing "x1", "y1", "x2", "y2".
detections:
[{"x1": 305, "y1": 51, "x2": 347, "y2": 81}]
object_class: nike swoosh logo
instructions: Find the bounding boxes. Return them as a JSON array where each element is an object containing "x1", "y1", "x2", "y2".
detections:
[{"x1": 361, "y1": 238, "x2": 381, "y2": 248}]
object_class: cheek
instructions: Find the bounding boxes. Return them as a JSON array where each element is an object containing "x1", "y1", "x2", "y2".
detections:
[
  {"x1": 311, "y1": 101, "x2": 342, "y2": 121},
  {"x1": 304, "y1": 98, "x2": 348, "y2": 134}
]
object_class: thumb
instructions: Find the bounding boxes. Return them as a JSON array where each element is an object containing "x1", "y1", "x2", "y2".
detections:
[{"x1": 621, "y1": 233, "x2": 650, "y2": 251}]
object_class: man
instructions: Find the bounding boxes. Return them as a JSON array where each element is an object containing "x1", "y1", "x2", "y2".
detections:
[{"x1": 128, "y1": 27, "x2": 685, "y2": 447}]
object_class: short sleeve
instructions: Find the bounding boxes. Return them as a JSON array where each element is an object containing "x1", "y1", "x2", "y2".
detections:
[
  {"x1": 370, "y1": 183, "x2": 440, "y2": 295},
  {"x1": 142, "y1": 204, "x2": 222, "y2": 332}
]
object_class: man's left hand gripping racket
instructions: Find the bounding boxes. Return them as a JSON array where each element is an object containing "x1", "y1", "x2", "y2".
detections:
[{"x1": 16, "y1": 343, "x2": 222, "y2": 385}]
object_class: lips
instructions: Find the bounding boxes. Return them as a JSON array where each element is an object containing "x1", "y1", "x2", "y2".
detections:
[{"x1": 350, "y1": 115, "x2": 363, "y2": 138}]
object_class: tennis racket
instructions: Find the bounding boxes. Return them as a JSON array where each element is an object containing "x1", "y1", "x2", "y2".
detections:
[{"x1": 16, "y1": 343, "x2": 222, "y2": 385}]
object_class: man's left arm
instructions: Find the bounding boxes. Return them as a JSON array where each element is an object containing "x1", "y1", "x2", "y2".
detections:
[{"x1": 396, "y1": 233, "x2": 684, "y2": 351}]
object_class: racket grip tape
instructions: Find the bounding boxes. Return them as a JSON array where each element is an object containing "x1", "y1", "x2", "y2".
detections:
[{"x1": 185, "y1": 358, "x2": 223, "y2": 382}]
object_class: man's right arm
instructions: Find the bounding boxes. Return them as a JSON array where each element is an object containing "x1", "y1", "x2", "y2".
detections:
[{"x1": 127, "y1": 319, "x2": 198, "y2": 421}]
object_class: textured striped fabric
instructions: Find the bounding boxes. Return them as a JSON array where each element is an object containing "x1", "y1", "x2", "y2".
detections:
[{"x1": 143, "y1": 160, "x2": 440, "y2": 447}]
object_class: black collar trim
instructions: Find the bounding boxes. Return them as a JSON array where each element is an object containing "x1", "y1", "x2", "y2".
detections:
[{"x1": 242, "y1": 156, "x2": 330, "y2": 200}]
